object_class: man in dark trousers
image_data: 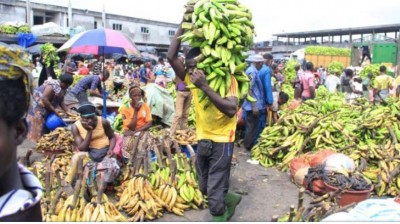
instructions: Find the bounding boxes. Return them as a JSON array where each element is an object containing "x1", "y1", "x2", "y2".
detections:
[
  {"x1": 167, "y1": 20, "x2": 241, "y2": 222},
  {"x1": 360, "y1": 45, "x2": 372, "y2": 65}
]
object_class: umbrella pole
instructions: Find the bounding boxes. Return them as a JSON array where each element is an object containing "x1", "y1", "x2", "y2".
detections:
[{"x1": 102, "y1": 47, "x2": 107, "y2": 118}]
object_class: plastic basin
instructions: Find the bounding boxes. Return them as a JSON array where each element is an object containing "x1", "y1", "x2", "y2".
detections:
[
  {"x1": 46, "y1": 113, "x2": 67, "y2": 131},
  {"x1": 323, "y1": 182, "x2": 373, "y2": 206}
]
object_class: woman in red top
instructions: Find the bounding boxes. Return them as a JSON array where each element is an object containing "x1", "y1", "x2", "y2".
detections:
[{"x1": 78, "y1": 62, "x2": 90, "y2": 75}]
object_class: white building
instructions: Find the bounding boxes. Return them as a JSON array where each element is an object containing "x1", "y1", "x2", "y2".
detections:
[{"x1": 0, "y1": 0, "x2": 180, "y2": 54}]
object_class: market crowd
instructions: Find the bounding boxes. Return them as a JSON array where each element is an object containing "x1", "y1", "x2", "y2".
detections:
[{"x1": 2, "y1": 31, "x2": 400, "y2": 221}]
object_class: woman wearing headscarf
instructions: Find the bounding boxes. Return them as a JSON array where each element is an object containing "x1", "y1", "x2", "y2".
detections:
[
  {"x1": 120, "y1": 86, "x2": 152, "y2": 160},
  {"x1": 27, "y1": 73, "x2": 74, "y2": 141},
  {"x1": 0, "y1": 44, "x2": 43, "y2": 221}
]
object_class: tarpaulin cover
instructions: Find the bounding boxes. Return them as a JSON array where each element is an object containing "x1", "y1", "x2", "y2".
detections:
[{"x1": 141, "y1": 83, "x2": 175, "y2": 126}]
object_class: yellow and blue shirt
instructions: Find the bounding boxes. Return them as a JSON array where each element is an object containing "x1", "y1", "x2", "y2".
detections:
[{"x1": 185, "y1": 74, "x2": 239, "y2": 143}]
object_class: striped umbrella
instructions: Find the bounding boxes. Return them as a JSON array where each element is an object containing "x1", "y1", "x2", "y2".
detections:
[
  {"x1": 57, "y1": 28, "x2": 140, "y2": 56},
  {"x1": 58, "y1": 28, "x2": 140, "y2": 118}
]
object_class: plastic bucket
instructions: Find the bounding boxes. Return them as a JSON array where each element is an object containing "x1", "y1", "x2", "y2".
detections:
[
  {"x1": 46, "y1": 113, "x2": 67, "y2": 131},
  {"x1": 323, "y1": 182, "x2": 373, "y2": 206}
]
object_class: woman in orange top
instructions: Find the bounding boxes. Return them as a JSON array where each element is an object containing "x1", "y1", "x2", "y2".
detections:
[
  {"x1": 121, "y1": 86, "x2": 152, "y2": 136},
  {"x1": 120, "y1": 86, "x2": 152, "y2": 161}
]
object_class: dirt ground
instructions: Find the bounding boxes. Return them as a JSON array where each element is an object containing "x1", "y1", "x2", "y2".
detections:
[{"x1": 18, "y1": 139, "x2": 311, "y2": 222}]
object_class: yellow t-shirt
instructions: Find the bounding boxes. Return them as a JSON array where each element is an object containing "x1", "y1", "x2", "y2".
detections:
[
  {"x1": 373, "y1": 74, "x2": 393, "y2": 90},
  {"x1": 185, "y1": 74, "x2": 239, "y2": 143}
]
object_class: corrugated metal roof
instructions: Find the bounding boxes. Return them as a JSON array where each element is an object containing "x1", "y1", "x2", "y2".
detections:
[{"x1": 273, "y1": 23, "x2": 400, "y2": 38}]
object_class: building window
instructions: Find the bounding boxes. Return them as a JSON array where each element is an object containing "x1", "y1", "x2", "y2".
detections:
[
  {"x1": 94, "y1": 21, "x2": 97, "y2": 29},
  {"x1": 141, "y1": 27, "x2": 149, "y2": 34},
  {"x1": 168, "y1": 30, "x2": 175, "y2": 36},
  {"x1": 33, "y1": 15, "x2": 44, "y2": 25},
  {"x1": 112, "y1": 23, "x2": 122, "y2": 30}
]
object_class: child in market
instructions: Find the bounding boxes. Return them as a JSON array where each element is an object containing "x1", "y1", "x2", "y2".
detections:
[
  {"x1": 349, "y1": 76, "x2": 363, "y2": 104},
  {"x1": 0, "y1": 44, "x2": 43, "y2": 221},
  {"x1": 270, "y1": 91, "x2": 289, "y2": 124}
]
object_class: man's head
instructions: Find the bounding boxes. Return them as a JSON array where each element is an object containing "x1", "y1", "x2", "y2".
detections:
[
  {"x1": 277, "y1": 63, "x2": 284, "y2": 72},
  {"x1": 295, "y1": 64, "x2": 301, "y2": 71},
  {"x1": 246, "y1": 54, "x2": 264, "y2": 70},
  {"x1": 306, "y1": 62, "x2": 314, "y2": 71},
  {"x1": 158, "y1": 57, "x2": 165, "y2": 64},
  {"x1": 380, "y1": 65, "x2": 387, "y2": 74},
  {"x1": 0, "y1": 44, "x2": 32, "y2": 177},
  {"x1": 263, "y1": 53, "x2": 273, "y2": 66},
  {"x1": 344, "y1": 68, "x2": 354, "y2": 78},
  {"x1": 367, "y1": 72, "x2": 373, "y2": 79},
  {"x1": 78, "y1": 103, "x2": 97, "y2": 130},
  {"x1": 59, "y1": 73, "x2": 74, "y2": 90},
  {"x1": 100, "y1": 69, "x2": 110, "y2": 81},
  {"x1": 278, "y1": 92, "x2": 289, "y2": 106},
  {"x1": 185, "y1": 47, "x2": 201, "y2": 75}
]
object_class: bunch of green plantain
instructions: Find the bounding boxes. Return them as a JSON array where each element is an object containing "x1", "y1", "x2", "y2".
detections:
[
  {"x1": 172, "y1": 152, "x2": 207, "y2": 212},
  {"x1": 181, "y1": 0, "x2": 256, "y2": 108},
  {"x1": 251, "y1": 92, "x2": 400, "y2": 197}
]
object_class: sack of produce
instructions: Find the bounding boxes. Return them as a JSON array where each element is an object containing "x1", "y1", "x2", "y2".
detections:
[
  {"x1": 289, "y1": 156, "x2": 309, "y2": 179},
  {"x1": 290, "y1": 156, "x2": 310, "y2": 187},
  {"x1": 309, "y1": 149, "x2": 336, "y2": 168},
  {"x1": 323, "y1": 153, "x2": 355, "y2": 173},
  {"x1": 294, "y1": 167, "x2": 310, "y2": 187}
]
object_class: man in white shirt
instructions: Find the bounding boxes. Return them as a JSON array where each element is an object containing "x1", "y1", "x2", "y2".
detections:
[{"x1": 325, "y1": 71, "x2": 341, "y2": 93}]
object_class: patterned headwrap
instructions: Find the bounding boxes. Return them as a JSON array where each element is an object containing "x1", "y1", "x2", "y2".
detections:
[{"x1": 0, "y1": 43, "x2": 33, "y2": 110}]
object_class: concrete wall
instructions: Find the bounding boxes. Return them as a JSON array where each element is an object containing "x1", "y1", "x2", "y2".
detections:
[
  {"x1": 0, "y1": 4, "x2": 26, "y2": 23},
  {"x1": 0, "y1": 1, "x2": 179, "y2": 51},
  {"x1": 53, "y1": 12, "x2": 64, "y2": 25},
  {"x1": 105, "y1": 18, "x2": 177, "y2": 45},
  {"x1": 73, "y1": 14, "x2": 95, "y2": 30}
]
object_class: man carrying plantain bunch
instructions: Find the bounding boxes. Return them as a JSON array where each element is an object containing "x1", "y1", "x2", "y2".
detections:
[{"x1": 167, "y1": 21, "x2": 241, "y2": 221}]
